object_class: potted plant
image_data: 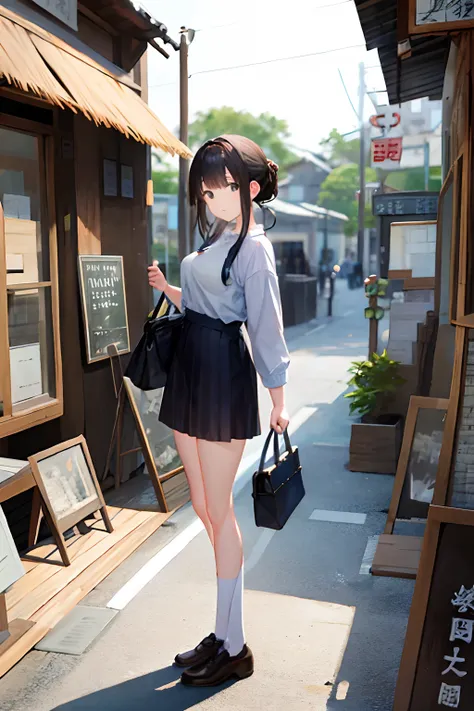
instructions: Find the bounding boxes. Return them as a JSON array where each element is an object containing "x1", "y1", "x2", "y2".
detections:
[{"x1": 345, "y1": 350, "x2": 405, "y2": 474}]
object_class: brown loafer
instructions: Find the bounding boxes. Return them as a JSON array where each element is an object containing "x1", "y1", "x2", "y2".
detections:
[
  {"x1": 174, "y1": 633, "x2": 223, "y2": 668},
  {"x1": 180, "y1": 645, "x2": 254, "y2": 687}
]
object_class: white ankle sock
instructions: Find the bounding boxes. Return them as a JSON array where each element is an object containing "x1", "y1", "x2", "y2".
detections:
[{"x1": 215, "y1": 567, "x2": 245, "y2": 656}]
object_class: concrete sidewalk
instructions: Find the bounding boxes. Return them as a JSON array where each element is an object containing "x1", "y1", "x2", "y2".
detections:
[{"x1": 0, "y1": 288, "x2": 414, "y2": 711}]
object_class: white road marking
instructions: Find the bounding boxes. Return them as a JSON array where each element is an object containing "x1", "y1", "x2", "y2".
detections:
[
  {"x1": 313, "y1": 440, "x2": 348, "y2": 448},
  {"x1": 309, "y1": 510, "x2": 367, "y2": 525},
  {"x1": 343, "y1": 310, "x2": 355, "y2": 317},
  {"x1": 246, "y1": 529, "x2": 276, "y2": 573},
  {"x1": 359, "y1": 535, "x2": 379, "y2": 575},
  {"x1": 106, "y1": 405, "x2": 317, "y2": 611},
  {"x1": 305, "y1": 324, "x2": 326, "y2": 337}
]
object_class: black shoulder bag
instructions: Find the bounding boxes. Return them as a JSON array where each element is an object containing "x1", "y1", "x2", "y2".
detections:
[
  {"x1": 125, "y1": 292, "x2": 184, "y2": 391},
  {"x1": 252, "y1": 429, "x2": 305, "y2": 530}
]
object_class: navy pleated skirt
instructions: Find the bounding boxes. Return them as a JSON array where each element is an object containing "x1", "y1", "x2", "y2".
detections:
[{"x1": 159, "y1": 309, "x2": 261, "y2": 442}]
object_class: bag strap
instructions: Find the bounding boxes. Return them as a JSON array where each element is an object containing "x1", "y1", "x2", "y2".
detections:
[
  {"x1": 150, "y1": 292, "x2": 165, "y2": 320},
  {"x1": 258, "y1": 428, "x2": 293, "y2": 473}
]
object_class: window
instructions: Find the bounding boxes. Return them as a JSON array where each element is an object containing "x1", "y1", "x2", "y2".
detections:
[
  {"x1": 288, "y1": 185, "x2": 304, "y2": 203},
  {"x1": 0, "y1": 123, "x2": 62, "y2": 436}
]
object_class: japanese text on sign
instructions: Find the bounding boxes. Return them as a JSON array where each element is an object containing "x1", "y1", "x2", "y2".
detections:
[
  {"x1": 370, "y1": 138, "x2": 403, "y2": 169},
  {"x1": 438, "y1": 585, "x2": 474, "y2": 707},
  {"x1": 416, "y1": 0, "x2": 474, "y2": 26}
]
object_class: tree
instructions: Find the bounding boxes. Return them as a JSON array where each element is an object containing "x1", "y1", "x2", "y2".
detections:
[
  {"x1": 320, "y1": 128, "x2": 362, "y2": 166},
  {"x1": 188, "y1": 107, "x2": 297, "y2": 169},
  {"x1": 319, "y1": 163, "x2": 377, "y2": 236},
  {"x1": 384, "y1": 166, "x2": 442, "y2": 192},
  {"x1": 152, "y1": 165, "x2": 179, "y2": 194}
]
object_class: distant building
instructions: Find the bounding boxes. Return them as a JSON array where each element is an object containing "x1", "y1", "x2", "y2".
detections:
[{"x1": 278, "y1": 148, "x2": 332, "y2": 205}]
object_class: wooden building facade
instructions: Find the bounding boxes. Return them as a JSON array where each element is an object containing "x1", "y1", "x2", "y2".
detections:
[{"x1": 0, "y1": 1, "x2": 190, "y2": 549}]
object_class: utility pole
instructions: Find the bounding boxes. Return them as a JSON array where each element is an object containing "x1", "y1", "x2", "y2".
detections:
[
  {"x1": 357, "y1": 61, "x2": 366, "y2": 269},
  {"x1": 178, "y1": 27, "x2": 192, "y2": 263}
]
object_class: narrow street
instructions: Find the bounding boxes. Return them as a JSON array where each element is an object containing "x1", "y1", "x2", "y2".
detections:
[{"x1": 1, "y1": 285, "x2": 414, "y2": 711}]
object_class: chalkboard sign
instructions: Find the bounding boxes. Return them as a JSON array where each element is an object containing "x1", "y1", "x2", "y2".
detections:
[
  {"x1": 395, "y1": 506, "x2": 474, "y2": 711},
  {"x1": 78, "y1": 255, "x2": 130, "y2": 364}
]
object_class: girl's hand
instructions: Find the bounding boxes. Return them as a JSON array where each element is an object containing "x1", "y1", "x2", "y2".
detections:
[
  {"x1": 148, "y1": 260, "x2": 167, "y2": 292},
  {"x1": 270, "y1": 405, "x2": 290, "y2": 435}
]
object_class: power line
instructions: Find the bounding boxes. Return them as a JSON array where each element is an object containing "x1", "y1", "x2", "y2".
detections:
[
  {"x1": 149, "y1": 43, "x2": 366, "y2": 88},
  {"x1": 338, "y1": 69, "x2": 359, "y2": 120},
  {"x1": 188, "y1": 44, "x2": 366, "y2": 80}
]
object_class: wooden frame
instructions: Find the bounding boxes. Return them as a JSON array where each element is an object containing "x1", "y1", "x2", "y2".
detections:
[
  {"x1": 0, "y1": 117, "x2": 63, "y2": 437},
  {"x1": 121, "y1": 377, "x2": 185, "y2": 513},
  {"x1": 408, "y1": 0, "x2": 474, "y2": 34},
  {"x1": 435, "y1": 164, "x2": 454, "y2": 316},
  {"x1": 394, "y1": 505, "x2": 474, "y2": 710},
  {"x1": 27, "y1": 436, "x2": 113, "y2": 566},
  {"x1": 433, "y1": 327, "x2": 470, "y2": 506},
  {"x1": 384, "y1": 396, "x2": 449, "y2": 535},
  {"x1": 78, "y1": 255, "x2": 130, "y2": 364},
  {"x1": 372, "y1": 396, "x2": 449, "y2": 579}
]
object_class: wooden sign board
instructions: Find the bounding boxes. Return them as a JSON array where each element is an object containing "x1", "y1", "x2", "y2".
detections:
[
  {"x1": 372, "y1": 396, "x2": 448, "y2": 579},
  {"x1": 78, "y1": 255, "x2": 130, "y2": 364},
  {"x1": 394, "y1": 506, "x2": 474, "y2": 711},
  {"x1": 122, "y1": 378, "x2": 188, "y2": 512},
  {"x1": 409, "y1": 0, "x2": 474, "y2": 34},
  {"x1": 28, "y1": 436, "x2": 113, "y2": 566},
  {"x1": 0, "y1": 505, "x2": 24, "y2": 595}
]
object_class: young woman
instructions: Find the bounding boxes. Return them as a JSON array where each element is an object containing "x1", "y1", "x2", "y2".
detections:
[{"x1": 148, "y1": 135, "x2": 290, "y2": 687}]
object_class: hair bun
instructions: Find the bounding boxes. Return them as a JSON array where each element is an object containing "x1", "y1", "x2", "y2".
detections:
[{"x1": 268, "y1": 159, "x2": 279, "y2": 173}]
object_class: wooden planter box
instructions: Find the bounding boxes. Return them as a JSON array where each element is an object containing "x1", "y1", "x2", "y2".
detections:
[{"x1": 349, "y1": 415, "x2": 402, "y2": 475}]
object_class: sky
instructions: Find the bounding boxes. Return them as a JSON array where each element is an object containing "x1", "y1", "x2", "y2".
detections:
[{"x1": 142, "y1": 0, "x2": 388, "y2": 161}]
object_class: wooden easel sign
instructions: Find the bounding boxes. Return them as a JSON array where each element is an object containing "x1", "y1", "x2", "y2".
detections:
[
  {"x1": 394, "y1": 506, "x2": 474, "y2": 711},
  {"x1": 27, "y1": 436, "x2": 113, "y2": 566},
  {"x1": 372, "y1": 396, "x2": 449, "y2": 579}
]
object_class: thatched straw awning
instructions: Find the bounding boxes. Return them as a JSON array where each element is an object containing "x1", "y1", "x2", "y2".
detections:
[{"x1": 0, "y1": 7, "x2": 191, "y2": 158}]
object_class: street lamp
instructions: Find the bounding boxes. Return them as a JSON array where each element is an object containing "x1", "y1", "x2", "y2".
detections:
[{"x1": 178, "y1": 26, "x2": 195, "y2": 262}]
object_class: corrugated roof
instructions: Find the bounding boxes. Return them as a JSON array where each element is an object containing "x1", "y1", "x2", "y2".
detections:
[
  {"x1": 300, "y1": 202, "x2": 349, "y2": 222},
  {"x1": 286, "y1": 146, "x2": 332, "y2": 173},
  {"x1": 0, "y1": 7, "x2": 191, "y2": 157},
  {"x1": 354, "y1": 0, "x2": 450, "y2": 104},
  {"x1": 270, "y1": 198, "x2": 318, "y2": 218}
]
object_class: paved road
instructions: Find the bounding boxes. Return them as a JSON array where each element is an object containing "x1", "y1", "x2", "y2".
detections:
[{"x1": 1, "y1": 283, "x2": 415, "y2": 711}]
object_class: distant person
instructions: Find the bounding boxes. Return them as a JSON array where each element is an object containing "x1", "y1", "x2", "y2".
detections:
[{"x1": 342, "y1": 253, "x2": 355, "y2": 289}]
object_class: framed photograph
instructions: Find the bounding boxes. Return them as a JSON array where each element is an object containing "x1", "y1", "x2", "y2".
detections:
[
  {"x1": 28, "y1": 436, "x2": 113, "y2": 566},
  {"x1": 121, "y1": 165, "x2": 134, "y2": 199},
  {"x1": 394, "y1": 505, "x2": 474, "y2": 711},
  {"x1": 103, "y1": 159, "x2": 118, "y2": 197}
]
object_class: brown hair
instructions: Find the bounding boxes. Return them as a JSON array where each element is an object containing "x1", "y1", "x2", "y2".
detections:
[{"x1": 189, "y1": 135, "x2": 278, "y2": 285}]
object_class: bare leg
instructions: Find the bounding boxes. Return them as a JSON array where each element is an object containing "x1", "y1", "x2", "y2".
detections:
[
  {"x1": 174, "y1": 431, "x2": 214, "y2": 546},
  {"x1": 198, "y1": 439, "x2": 246, "y2": 656},
  {"x1": 197, "y1": 439, "x2": 245, "y2": 579}
]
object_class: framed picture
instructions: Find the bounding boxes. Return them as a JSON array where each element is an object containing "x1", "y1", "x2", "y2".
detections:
[
  {"x1": 394, "y1": 505, "x2": 474, "y2": 710},
  {"x1": 121, "y1": 165, "x2": 134, "y2": 199},
  {"x1": 28, "y1": 436, "x2": 113, "y2": 566},
  {"x1": 0, "y1": 504, "x2": 24, "y2": 594},
  {"x1": 103, "y1": 159, "x2": 118, "y2": 197},
  {"x1": 122, "y1": 377, "x2": 188, "y2": 512},
  {"x1": 372, "y1": 396, "x2": 449, "y2": 579}
]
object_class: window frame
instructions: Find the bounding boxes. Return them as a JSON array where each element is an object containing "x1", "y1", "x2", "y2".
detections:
[{"x1": 0, "y1": 115, "x2": 63, "y2": 437}]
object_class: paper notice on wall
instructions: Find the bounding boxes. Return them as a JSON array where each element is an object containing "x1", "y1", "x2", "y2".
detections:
[
  {"x1": 10, "y1": 343, "x2": 43, "y2": 405},
  {"x1": 3, "y1": 194, "x2": 31, "y2": 220}
]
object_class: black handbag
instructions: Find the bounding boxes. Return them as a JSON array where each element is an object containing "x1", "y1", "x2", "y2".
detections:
[
  {"x1": 252, "y1": 429, "x2": 305, "y2": 530},
  {"x1": 124, "y1": 292, "x2": 183, "y2": 391}
]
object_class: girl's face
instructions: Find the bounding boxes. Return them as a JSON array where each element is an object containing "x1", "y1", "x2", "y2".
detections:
[
  {"x1": 201, "y1": 169, "x2": 261, "y2": 222},
  {"x1": 201, "y1": 169, "x2": 241, "y2": 222}
]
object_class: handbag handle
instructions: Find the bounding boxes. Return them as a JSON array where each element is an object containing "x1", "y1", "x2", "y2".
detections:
[
  {"x1": 149, "y1": 291, "x2": 176, "y2": 321},
  {"x1": 258, "y1": 428, "x2": 293, "y2": 474}
]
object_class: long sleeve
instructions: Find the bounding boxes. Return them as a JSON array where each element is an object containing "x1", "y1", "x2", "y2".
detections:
[{"x1": 244, "y1": 266, "x2": 290, "y2": 389}]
